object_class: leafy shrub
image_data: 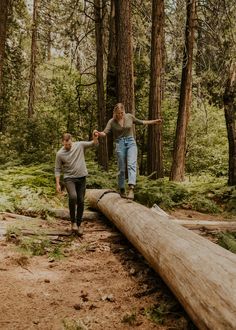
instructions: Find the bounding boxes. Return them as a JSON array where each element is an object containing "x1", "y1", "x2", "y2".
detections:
[
  {"x1": 217, "y1": 233, "x2": 236, "y2": 253},
  {"x1": 136, "y1": 177, "x2": 189, "y2": 209},
  {"x1": 19, "y1": 236, "x2": 50, "y2": 256},
  {"x1": 184, "y1": 195, "x2": 221, "y2": 213}
]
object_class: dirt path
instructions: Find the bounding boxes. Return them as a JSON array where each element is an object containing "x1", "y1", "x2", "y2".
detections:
[{"x1": 0, "y1": 210, "x2": 206, "y2": 330}]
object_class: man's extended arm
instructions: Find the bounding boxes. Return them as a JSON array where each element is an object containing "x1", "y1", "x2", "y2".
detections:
[
  {"x1": 55, "y1": 175, "x2": 61, "y2": 193},
  {"x1": 55, "y1": 154, "x2": 62, "y2": 193}
]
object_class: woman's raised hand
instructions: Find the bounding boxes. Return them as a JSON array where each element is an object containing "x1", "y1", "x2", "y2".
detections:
[{"x1": 93, "y1": 130, "x2": 106, "y2": 137}]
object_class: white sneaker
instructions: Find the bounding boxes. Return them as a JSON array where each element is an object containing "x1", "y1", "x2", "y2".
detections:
[
  {"x1": 71, "y1": 223, "x2": 78, "y2": 231},
  {"x1": 78, "y1": 227, "x2": 84, "y2": 236}
]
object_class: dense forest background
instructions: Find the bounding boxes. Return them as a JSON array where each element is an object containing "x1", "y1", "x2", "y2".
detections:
[{"x1": 0, "y1": 0, "x2": 235, "y2": 213}]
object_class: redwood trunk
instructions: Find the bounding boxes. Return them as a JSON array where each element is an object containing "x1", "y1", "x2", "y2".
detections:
[
  {"x1": 0, "y1": 0, "x2": 10, "y2": 132},
  {"x1": 223, "y1": 62, "x2": 236, "y2": 185},
  {"x1": 170, "y1": 0, "x2": 196, "y2": 181},
  {"x1": 147, "y1": 0, "x2": 164, "y2": 178},
  {"x1": 94, "y1": 0, "x2": 108, "y2": 169},
  {"x1": 114, "y1": 0, "x2": 134, "y2": 114},
  {"x1": 28, "y1": 0, "x2": 38, "y2": 118},
  {"x1": 86, "y1": 189, "x2": 236, "y2": 330},
  {"x1": 106, "y1": 0, "x2": 117, "y2": 158}
]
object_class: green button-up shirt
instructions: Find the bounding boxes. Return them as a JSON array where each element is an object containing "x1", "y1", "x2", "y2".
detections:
[{"x1": 103, "y1": 113, "x2": 143, "y2": 139}]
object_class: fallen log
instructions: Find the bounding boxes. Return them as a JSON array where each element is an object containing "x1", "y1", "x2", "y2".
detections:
[
  {"x1": 151, "y1": 204, "x2": 236, "y2": 232},
  {"x1": 0, "y1": 210, "x2": 101, "y2": 222},
  {"x1": 86, "y1": 189, "x2": 236, "y2": 330},
  {"x1": 48, "y1": 209, "x2": 101, "y2": 221}
]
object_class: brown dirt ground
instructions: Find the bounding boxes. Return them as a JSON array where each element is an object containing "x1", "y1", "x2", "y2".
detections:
[{"x1": 0, "y1": 208, "x2": 235, "y2": 330}]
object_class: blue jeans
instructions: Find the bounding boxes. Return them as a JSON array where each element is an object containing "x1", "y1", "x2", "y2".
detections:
[{"x1": 115, "y1": 136, "x2": 137, "y2": 189}]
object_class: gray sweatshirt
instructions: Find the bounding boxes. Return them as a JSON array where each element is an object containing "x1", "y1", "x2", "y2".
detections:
[{"x1": 55, "y1": 141, "x2": 94, "y2": 179}]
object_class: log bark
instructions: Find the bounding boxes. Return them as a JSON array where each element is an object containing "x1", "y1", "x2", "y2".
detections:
[{"x1": 86, "y1": 189, "x2": 236, "y2": 330}]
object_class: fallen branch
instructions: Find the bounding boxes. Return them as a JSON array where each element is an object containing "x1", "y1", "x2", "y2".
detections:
[
  {"x1": 20, "y1": 229, "x2": 71, "y2": 237},
  {"x1": 0, "y1": 212, "x2": 39, "y2": 221},
  {"x1": 151, "y1": 204, "x2": 236, "y2": 232}
]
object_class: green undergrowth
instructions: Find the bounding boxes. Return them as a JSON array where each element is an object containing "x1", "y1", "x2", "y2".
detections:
[
  {"x1": 62, "y1": 318, "x2": 87, "y2": 330},
  {"x1": 1, "y1": 162, "x2": 236, "y2": 254},
  {"x1": 121, "y1": 311, "x2": 137, "y2": 325},
  {"x1": 0, "y1": 162, "x2": 235, "y2": 216},
  {"x1": 120, "y1": 301, "x2": 194, "y2": 328},
  {"x1": 0, "y1": 162, "x2": 65, "y2": 216},
  {"x1": 135, "y1": 174, "x2": 236, "y2": 215},
  {"x1": 6, "y1": 226, "x2": 67, "y2": 259}
]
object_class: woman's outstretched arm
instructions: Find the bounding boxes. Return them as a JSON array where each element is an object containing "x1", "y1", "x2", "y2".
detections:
[{"x1": 142, "y1": 118, "x2": 162, "y2": 125}]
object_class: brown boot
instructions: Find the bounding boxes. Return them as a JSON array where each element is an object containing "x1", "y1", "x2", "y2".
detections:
[
  {"x1": 120, "y1": 188, "x2": 126, "y2": 198},
  {"x1": 127, "y1": 185, "x2": 134, "y2": 200}
]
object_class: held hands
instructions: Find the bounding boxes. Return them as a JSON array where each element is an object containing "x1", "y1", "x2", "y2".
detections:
[
  {"x1": 93, "y1": 130, "x2": 106, "y2": 138},
  {"x1": 93, "y1": 130, "x2": 99, "y2": 137},
  {"x1": 92, "y1": 130, "x2": 99, "y2": 144}
]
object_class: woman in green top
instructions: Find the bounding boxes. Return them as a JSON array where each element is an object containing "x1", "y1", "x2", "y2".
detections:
[{"x1": 94, "y1": 103, "x2": 162, "y2": 199}]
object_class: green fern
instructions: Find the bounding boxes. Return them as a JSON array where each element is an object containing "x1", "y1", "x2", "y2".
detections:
[{"x1": 218, "y1": 233, "x2": 236, "y2": 253}]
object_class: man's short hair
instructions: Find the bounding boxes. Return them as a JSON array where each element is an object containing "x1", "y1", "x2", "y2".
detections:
[{"x1": 62, "y1": 133, "x2": 72, "y2": 142}]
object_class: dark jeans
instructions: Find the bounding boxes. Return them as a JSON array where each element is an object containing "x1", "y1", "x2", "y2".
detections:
[{"x1": 64, "y1": 176, "x2": 86, "y2": 226}]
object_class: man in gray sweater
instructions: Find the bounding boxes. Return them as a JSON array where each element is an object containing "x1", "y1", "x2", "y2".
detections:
[{"x1": 55, "y1": 132, "x2": 98, "y2": 235}]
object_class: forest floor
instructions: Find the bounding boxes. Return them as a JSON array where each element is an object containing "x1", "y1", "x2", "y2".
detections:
[{"x1": 0, "y1": 207, "x2": 235, "y2": 330}]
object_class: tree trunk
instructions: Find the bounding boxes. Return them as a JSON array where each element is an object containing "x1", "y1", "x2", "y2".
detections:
[
  {"x1": 47, "y1": 20, "x2": 52, "y2": 61},
  {"x1": 106, "y1": 0, "x2": 117, "y2": 158},
  {"x1": 147, "y1": 0, "x2": 164, "y2": 178},
  {"x1": 94, "y1": 0, "x2": 108, "y2": 170},
  {"x1": 223, "y1": 62, "x2": 236, "y2": 186},
  {"x1": 86, "y1": 189, "x2": 236, "y2": 330},
  {"x1": 28, "y1": 0, "x2": 38, "y2": 118},
  {"x1": 170, "y1": 0, "x2": 196, "y2": 181},
  {"x1": 114, "y1": 0, "x2": 134, "y2": 114},
  {"x1": 0, "y1": 0, "x2": 10, "y2": 132}
]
